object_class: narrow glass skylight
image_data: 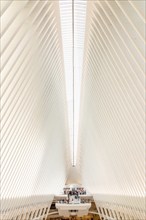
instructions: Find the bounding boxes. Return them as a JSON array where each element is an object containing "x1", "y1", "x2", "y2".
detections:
[{"x1": 59, "y1": 0, "x2": 87, "y2": 166}]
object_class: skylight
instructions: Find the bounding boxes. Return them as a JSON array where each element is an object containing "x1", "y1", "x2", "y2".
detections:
[{"x1": 59, "y1": 0, "x2": 87, "y2": 166}]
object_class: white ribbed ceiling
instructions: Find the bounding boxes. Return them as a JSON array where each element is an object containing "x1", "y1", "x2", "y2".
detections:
[
  {"x1": 0, "y1": 0, "x2": 145, "y2": 216},
  {"x1": 1, "y1": 0, "x2": 71, "y2": 208},
  {"x1": 77, "y1": 0, "x2": 145, "y2": 210}
]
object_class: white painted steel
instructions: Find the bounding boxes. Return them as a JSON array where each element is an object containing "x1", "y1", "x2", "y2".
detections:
[
  {"x1": 76, "y1": 0, "x2": 145, "y2": 217},
  {"x1": 1, "y1": 0, "x2": 71, "y2": 211},
  {"x1": 0, "y1": 0, "x2": 145, "y2": 219}
]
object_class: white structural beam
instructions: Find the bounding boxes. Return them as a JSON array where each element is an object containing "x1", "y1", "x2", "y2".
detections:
[
  {"x1": 1, "y1": 0, "x2": 146, "y2": 219},
  {"x1": 77, "y1": 0, "x2": 145, "y2": 216},
  {"x1": 1, "y1": 0, "x2": 71, "y2": 211}
]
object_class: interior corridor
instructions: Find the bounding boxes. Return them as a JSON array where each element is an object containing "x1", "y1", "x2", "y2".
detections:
[{"x1": 1, "y1": 0, "x2": 145, "y2": 220}]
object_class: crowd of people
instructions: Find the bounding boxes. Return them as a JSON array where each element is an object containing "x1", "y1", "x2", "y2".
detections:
[
  {"x1": 57, "y1": 198, "x2": 90, "y2": 204},
  {"x1": 63, "y1": 187, "x2": 86, "y2": 195},
  {"x1": 55, "y1": 187, "x2": 88, "y2": 204}
]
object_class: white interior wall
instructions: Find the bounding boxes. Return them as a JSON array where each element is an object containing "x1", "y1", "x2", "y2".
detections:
[
  {"x1": 1, "y1": 0, "x2": 71, "y2": 210},
  {"x1": 1, "y1": 0, "x2": 145, "y2": 215},
  {"x1": 77, "y1": 0, "x2": 145, "y2": 211}
]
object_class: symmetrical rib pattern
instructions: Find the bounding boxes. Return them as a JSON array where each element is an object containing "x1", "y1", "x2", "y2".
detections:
[
  {"x1": 77, "y1": 0, "x2": 145, "y2": 215},
  {"x1": 1, "y1": 0, "x2": 145, "y2": 219},
  {"x1": 1, "y1": 0, "x2": 71, "y2": 210}
]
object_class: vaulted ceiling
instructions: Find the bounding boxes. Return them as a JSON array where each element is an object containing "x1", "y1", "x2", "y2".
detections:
[
  {"x1": 1, "y1": 0, "x2": 145, "y2": 213},
  {"x1": 76, "y1": 0, "x2": 145, "y2": 210}
]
